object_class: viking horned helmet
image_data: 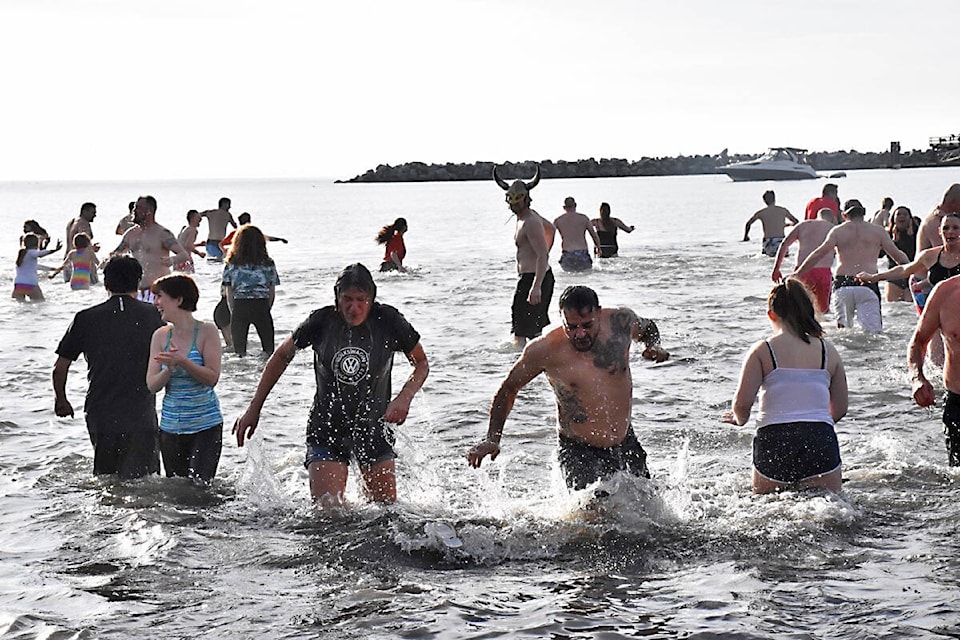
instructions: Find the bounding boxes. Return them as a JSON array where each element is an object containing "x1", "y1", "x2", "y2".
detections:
[{"x1": 493, "y1": 164, "x2": 541, "y2": 205}]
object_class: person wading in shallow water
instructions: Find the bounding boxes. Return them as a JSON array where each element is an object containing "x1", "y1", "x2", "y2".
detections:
[
  {"x1": 232, "y1": 263, "x2": 429, "y2": 507},
  {"x1": 493, "y1": 165, "x2": 556, "y2": 347},
  {"x1": 53, "y1": 257, "x2": 165, "y2": 478},
  {"x1": 466, "y1": 285, "x2": 668, "y2": 492}
]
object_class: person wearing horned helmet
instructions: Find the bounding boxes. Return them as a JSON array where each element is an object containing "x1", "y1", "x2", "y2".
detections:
[{"x1": 493, "y1": 164, "x2": 556, "y2": 347}]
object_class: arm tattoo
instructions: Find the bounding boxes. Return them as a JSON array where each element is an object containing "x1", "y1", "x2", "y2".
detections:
[{"x1": 591, "y1": 310, "x2": 633, "y2": 372}]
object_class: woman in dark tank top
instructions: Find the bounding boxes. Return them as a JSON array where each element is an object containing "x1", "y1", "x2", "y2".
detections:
[{"x1": 591, "y1": 202, "x2": 635, "y2": 258}]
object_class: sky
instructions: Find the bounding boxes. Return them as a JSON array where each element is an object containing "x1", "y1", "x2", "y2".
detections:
[{"x1": 0, "y1": 0, "x2": 955, "y2": 181}]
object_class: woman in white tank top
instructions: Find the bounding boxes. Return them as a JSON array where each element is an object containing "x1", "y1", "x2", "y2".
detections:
[{"x1": 723, "y1": 278, "x2": 848, "y2": 494}]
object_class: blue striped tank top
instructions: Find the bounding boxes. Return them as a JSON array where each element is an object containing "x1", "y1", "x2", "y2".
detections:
[{"x1": 160, "y1": 321, "x2": 223, "y2": 434}]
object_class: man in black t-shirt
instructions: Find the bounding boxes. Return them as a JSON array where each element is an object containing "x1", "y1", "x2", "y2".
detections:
[
  {"x1": 233, "y1": 263, "x2": 429, "y2": 507},
  {"x1": 53, "y1": 257, "x2": 164, "y2": 478}
]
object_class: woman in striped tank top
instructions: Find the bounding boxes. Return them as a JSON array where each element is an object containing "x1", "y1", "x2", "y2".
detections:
[{"x1": 146, "y1": 274, "x2": 224, "y2": 483}]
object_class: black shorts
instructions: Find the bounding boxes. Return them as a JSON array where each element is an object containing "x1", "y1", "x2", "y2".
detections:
[
  {"x1": 832, "y1": 274, "x2": 881, "y2": 300},
  {"x1": 160, "y1": 424, "x2": 223, "y2": 483},
  {"x1": 752, "y1": 421, "x2": 841, "y2": 483},
  {"x1": 304, "y1": 420, "x2": 397, "y2": 468},
  {"x1": 213, "y1": 295, "x2": 231, "y2": 329},
  {"x1": 942, "y1": 391, "x2": 960, "y2": 466},
  {"x1": 511, "y1": 269, "x2": 555, "y2": 338},
  {"x1": 87, "y1": 417, "x2": 160, "y2": 479},
  {"x1": 557, "y1": 427, "x2": 650, "y2": 490}
]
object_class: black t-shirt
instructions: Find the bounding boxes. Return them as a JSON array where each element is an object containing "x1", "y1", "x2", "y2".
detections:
[
  {"x1": 292, "y1": 303, "x2": 421, "y2": 444},
  {"x1": 56, "y1": 295, "x2": 164, "y2": 431}
]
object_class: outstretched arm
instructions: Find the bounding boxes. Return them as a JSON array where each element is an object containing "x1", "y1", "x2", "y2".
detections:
[
  {"x1": 465, "y1": 343, "x2": 546, "y2": 467},
  {"x1": 857, "y1": 250, "x2": 931, "y2": 283}
]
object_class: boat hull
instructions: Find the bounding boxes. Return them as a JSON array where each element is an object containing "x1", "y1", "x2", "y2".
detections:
[{"x1": 719, "y1": 167, "x2": 818, "y2": 181}]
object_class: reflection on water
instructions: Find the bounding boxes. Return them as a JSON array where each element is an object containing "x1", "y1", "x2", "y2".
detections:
[{"x1": 2, "y1": 169, "x2": 960, "y2": 637}]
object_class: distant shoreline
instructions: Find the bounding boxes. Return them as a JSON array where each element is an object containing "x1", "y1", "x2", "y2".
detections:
[{"x1": 338, "y1": 148, "x2": 954, "y2": 184}]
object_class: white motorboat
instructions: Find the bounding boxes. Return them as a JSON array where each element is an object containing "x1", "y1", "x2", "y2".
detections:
[{"x1": 718, "y1": 147, "x2": 819, "y2": 181}]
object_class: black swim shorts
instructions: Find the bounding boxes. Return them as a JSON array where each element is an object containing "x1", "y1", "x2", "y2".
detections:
[
  {"x1": 752, "y1": 421, "x2": 841, "y2": 483},
  {"x1": 511, "y1": 269, "x2": 555, "y2": 338},
  {"x1": 832, "y1": 274, "x2": 881, "y2": 300},
  {"x1": 942, "y1": 391, "x2": 960, "y2": 467},
  {"x1": 557, "y1": 427, "x2": 650, "y2": 490},
  {"x1": 304, "y1": 420, "x2": 397, "y2": 468},
  {"x1": 86, "y1": 416, "x2": 160, "y2": 479}
]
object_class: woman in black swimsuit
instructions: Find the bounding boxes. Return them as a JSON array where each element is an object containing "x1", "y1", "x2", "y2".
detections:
[
  {"x1": 859, "y1": 212, "x2": 960, "y2": 367},
  {"x1": 862, "y1": 212, "x2": 960, "y2": 289},
  {"x1": 591, "y1": 203, "x2": 634, "y2": 258}
]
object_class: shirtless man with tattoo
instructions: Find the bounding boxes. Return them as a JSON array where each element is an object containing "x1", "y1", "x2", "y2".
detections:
[
  {"x1": 465, "y1": 285, "x2": 669, "y2": 490},
  {"x1": 112, "y1": 195, "x2": 189, "y2": 302}
]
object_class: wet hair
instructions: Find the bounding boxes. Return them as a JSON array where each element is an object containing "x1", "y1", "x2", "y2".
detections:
[
  {"x1": 23, "y1": 219, "x2": 47, "y2": 236},
  {"x1": 102, "y1": 256, "x2": 143, "y2": 294},
  {"x1": 186, "y1": 209, "x2": 200, "y2": 223},
  {"x1": 73, "y1": 232, "x2": 90, "y2": 249},
  {"x1": 881, "y1": 197, "x2": 894, "y2": 209},
  {"x1": 238, "y1": 212, "x2": 252, "y2": 225},
  {"x1": 334, "y1": 263, "x2": 377, "y2": 303},
  {"x1": 151, "y1": 274, "x2": 199, "y2": 311},
  {"x1": 599, "y1": 202, "x2": 611, "y2": 225},
  {"x1": 16, "y1": 233, "x2": 39, "y2": 266},
  {"x1": 219, "y1": 197, "x2": 231, "y2": 209},
  {"x1": 375, "y1": 218, "x2": 408, "y2": 244},
  {"x1": 768, "y1": 278, "x2": 822, "y2": 343},
  {"x1": 559, "y1": 285, "x2": 600, "y2": 314},
  {"x1": 888, "y1": 206, "x2": 916, "y2": 238},
  {"x1": 762, "y1": 190, "x2": 775, "y2": 205},
  {"x1": 226, "y1": 225, "x2": 273, "y2": 267}
]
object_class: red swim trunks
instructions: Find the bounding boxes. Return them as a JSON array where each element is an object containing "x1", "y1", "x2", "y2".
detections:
[{"x1": 799, "y1": 267, "x2": 832, "y2": 313}]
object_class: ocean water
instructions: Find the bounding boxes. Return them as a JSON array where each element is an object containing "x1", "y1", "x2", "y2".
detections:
[{"x1": 2, "y1": 167, "x2": 960, "y2": 639}]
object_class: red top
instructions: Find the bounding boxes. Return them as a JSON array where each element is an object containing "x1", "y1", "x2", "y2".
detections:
[
  {"x1": 383, "y1": 234, "x2": 406, "y2": 265},
  {"x1": 805, "y1": 196, "x2": 840, "y2": 221}
]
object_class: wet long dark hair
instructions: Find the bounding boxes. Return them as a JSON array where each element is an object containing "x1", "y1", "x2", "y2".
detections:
[
  {"x1": 598, "y1": 203, "x2": 612, "y2": 229},
  {"x1": 887, "y1": 206, "x2": 916, "y2": 241},
  {"x1": 768, "y1": 278, "x2": 822, "y2": 343},
  {"x1": 376, "y1": 218, "x2": 407, "y2": 244}
]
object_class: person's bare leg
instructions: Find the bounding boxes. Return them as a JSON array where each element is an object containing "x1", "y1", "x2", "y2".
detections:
[
  {"x1": 308, "y1": 461, "x2": 349, "y2": 507},
  {"x1": 359, "y1": 459, "x2": 397, "y2": 503}
]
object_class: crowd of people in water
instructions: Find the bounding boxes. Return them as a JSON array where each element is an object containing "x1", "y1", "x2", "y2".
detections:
[{"x1": 13, "y1": 174, "x2": 960, "y2": 509}]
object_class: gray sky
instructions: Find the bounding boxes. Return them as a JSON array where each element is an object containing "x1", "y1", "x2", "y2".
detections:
[{"x1": 1, "y1": 0, "x2": 954, "y2": 181}]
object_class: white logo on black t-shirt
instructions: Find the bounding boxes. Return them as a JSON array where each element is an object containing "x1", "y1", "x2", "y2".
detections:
[{"x1": 332, "y1": 346, "x2": 369, "y2": 385}]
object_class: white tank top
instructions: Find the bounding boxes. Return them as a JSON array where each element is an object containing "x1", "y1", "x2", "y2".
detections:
[{"x1": 756, "y1": 339, "x2": 834, "y2": 428}]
